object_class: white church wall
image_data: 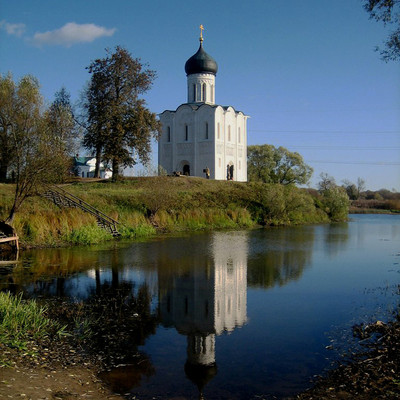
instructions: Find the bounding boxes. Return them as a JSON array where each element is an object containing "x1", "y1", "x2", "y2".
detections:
[
  {"x1": 175, "y1": 105, "x2": 195, "y2": 143},
  {"x1": 238, "y1": 113, "x2": 248, "y2": 182},
  {"x1": 195, "y1": 105, "x2": 216, "y2": 177},
  {"x1": 224, "y1": 108, "x2": 239, "y2": 181},
  {"x1": 159, "y1": 111, "x2": 174, "y2": 173},
  {"x1": 214, "y1": 106, "x2": 226, "y2": 180},
  {"x1": 174, "y1": 105, "x2": 196, "y2": 174}
]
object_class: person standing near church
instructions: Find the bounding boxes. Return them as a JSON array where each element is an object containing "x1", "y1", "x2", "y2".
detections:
[{"x1": 205, "y1": 167, "x2": 210, "y2": 179}]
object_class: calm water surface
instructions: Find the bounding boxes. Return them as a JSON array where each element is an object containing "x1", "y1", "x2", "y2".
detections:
[{"x1": 1, "y1": 214, "x2": 399, "y2": 399}]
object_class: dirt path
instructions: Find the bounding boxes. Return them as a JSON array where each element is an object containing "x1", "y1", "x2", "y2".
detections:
[{"x1": 0, "y1": 364, "x2": 123, "y2": 400}]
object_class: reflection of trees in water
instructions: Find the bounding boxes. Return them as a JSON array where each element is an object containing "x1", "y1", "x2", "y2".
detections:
[
  {"x1": 247, "y1": 227, "x2": 315, "y2": 288},
  {"x1": 81, "y1": 278, "x2": 158, "y2": 363},
  {"x1": 3, "y1": 252, "x2": 159, "y2": 394},
  {"x1": 323, "y1": 222, "x2": 349, "y2": 257},
  {"x1": 2, "y1": 246, "x2": 106, "y2": 291},
  {"x1": 1, "y1": 244, "x2": 153, "y2": 296},
  {"x1": 42, "y1": 267, "x2": 159, "y2": 394}
]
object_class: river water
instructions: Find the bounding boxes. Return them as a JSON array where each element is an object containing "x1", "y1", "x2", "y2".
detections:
[{"x1": 1, "y1": 214, "x2": 399, "y2": 399}]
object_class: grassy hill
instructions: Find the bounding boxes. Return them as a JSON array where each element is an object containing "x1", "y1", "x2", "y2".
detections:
[{"x1": 0, "y1": 176, "x2": 341, "y2": 247}]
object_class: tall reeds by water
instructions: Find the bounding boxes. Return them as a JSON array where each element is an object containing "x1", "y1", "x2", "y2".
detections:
[
  {"x1": 0, "y1": 177, "x2": 341, "y2": 247},
  {"x1": 0, "y1": 292, "x2": 66, "y2": 360}
]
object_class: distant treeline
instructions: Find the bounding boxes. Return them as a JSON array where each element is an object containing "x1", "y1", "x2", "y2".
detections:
[{"x1": 349, "y1": 189, "x2": 400, "y2": 213}]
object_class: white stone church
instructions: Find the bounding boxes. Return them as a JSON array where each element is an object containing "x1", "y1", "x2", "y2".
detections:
[{"x1": 158, "y1": 28, "x2": 249, "y2": 181}]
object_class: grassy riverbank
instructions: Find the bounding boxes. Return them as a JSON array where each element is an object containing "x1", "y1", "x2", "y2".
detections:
[
  {"x1": 0, "y1": 292, "x2": 67, "y2": 366},
  {"x1": 0, "y1": 177, "x2": 341, "y2": 247}
]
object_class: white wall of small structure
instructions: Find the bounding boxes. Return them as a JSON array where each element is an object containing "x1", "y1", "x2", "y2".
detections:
[{"x1": 76, "y1": 158, "x2": 112, "y2": 179}]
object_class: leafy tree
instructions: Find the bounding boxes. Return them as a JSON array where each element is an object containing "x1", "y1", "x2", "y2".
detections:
[
  {"x1": 317, "y1": 173, "x2": 349, "y2": 221},
  {"x1": 342, "y1": 180, "x2": 359, "y2": 200},
  {"x1": 364, "y1": 0, "x2": 400, "y2": 61},
  {"x1": 317, "y1": 172, "x2": 336, "y2": 192},
  {"x1": 46, "y1": 87, "x2": 80, "y2": 158},
  {"x1": 0, "y1": 73, "x2": 18, "y2": 182},
  {"x1": 247, "y1": 144, "x2": 313, "y2": 185},
  {"x1": 1, "y1": 75, "x2": 71, "y2": 225},
  {"x1": 342, "y1": 177, "x2": 366, "y2": 200},
  {"x1": 82, "y1": 46, "x2": 161, "y2": 180},
  {"x1": 319, "y1": 186, "x2": 350, "y2": 221}
]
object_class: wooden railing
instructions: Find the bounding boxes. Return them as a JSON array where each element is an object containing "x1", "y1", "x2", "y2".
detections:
[
  {"x1": 0, "y1": 235, "x2": 19, "y2": 250},
  {"x1": 42, "y1": 185, "x2": 121, "y2": 237},
  {"x1": 0, "y1": 223, "x2": 19, "y2": 253}
]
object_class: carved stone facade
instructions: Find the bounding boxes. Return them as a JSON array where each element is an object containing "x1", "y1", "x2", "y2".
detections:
[{"x1": 158, "y1": 36, "x2": 249, "y2": 182}]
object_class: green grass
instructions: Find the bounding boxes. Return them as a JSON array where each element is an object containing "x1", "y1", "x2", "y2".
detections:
[
  {"x1": 0, "y1": 292, "x2": 66, "y2": 361},
  {"x1": 119, "y1": 224, "x2": 156, "y2": 238},
  {"x1": 63, "y1": 224, "x2": 113, "y2": 245},
  {"x1": 1, "y1": 177, "x2": 346, "y2": 247}
]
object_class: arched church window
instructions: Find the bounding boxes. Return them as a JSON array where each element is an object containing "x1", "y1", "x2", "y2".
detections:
[
  {"x1": 228, "y1": 125, "x2": 231, "y2": 142},
  {"x1": 167, "y1": 126, "x2": 171, "y2": 142},
  {"x1": 193, "y1": 84, "x2": 196, "y2": 102},
  {"x1": 239, "y1": 160, "x2": 241, "y2": 170},
  {"x1": 217, "y1": 123, "x2": 220, "y2": 139},
  {"x1": 202, "y1": 83, "x2": 206, "y2": 102},
  {"x1": 185, "y1": 124, "x2": 188, "y2": 141},
  {"x1": 211, "y1": 85, "x2": 214, "y2": 103},
  {"x1": 238, "y1": 127, "x2": 241, "y2": 143},
  {"x1": 205, "y1": 122, "x2": 209, "y2": 139}
]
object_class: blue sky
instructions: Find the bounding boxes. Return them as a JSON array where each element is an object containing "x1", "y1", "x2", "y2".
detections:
[{"x1": 1, "y1": 0, "x2": 399, "y2": 190}]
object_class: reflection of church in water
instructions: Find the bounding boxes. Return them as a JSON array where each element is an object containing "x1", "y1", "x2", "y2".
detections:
[{"x1": 158, "y1": 232, "x2": 248, "y2": 397}]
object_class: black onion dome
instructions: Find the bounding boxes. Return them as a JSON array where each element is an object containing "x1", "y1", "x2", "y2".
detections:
[{"x1": 185, "y1": 43, "x2": 218, "y2": 76}]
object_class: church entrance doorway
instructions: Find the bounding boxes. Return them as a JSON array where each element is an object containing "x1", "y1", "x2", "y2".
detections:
[
  {"x1": 177, "y1": 160, "x2": 191, "y2": 176},
  {"x1": 227, "y1": 162, "x2": 234, "y2": 181}
]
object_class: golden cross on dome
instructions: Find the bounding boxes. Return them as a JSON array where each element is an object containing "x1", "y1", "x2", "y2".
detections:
[{"x1": 199, "y1": 24, "x2": 204, "y2": 42}]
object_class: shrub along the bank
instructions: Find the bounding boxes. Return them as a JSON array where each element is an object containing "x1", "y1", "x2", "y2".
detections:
[{"x1": 0, "y1": 177, "x2": 347, "y2": 247}]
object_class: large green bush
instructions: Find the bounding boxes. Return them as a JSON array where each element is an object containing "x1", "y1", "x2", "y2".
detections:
[{"x1": 320, "y1": 187, "x2": 350, "y2": 221}]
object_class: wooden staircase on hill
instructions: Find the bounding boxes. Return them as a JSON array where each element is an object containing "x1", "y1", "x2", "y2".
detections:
[{"x1": 42, "y1": 185, "x2": 121, "y2": 237}]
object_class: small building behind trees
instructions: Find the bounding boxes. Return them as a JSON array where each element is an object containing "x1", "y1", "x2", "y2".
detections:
[{"x1": 73, "y1": 156, "x2": 112, "y2": 179}]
